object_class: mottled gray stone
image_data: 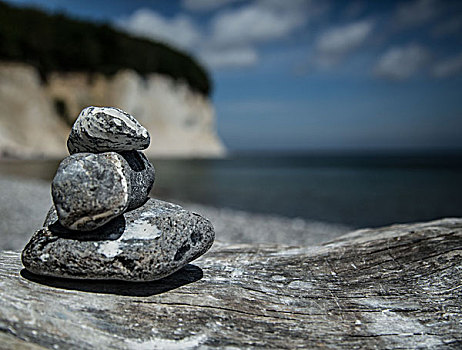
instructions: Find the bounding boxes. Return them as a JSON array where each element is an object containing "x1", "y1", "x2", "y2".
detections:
[
  {"x1": 51, "y1": 152, "x2": 131, "y2": 231},
  {"x1": 119, "y1": 150, "x2": 155, "y2": 210},
  {"x1": 43, "y1": 206, "x2": 57, "y2": 227},
  {"x1": 49, "y1": 151, "x2": 154, "y2": 231},
  {"x1": 22, "y1": 198, "x2": 215, "y2": 281},
  {"x1": 67, "y1": 106, "x2": 150, "y2": 154}
]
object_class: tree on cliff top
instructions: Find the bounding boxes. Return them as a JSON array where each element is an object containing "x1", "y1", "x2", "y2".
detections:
[{"x1": 0, "y1": 1, "x2": 212, "y2": 95}]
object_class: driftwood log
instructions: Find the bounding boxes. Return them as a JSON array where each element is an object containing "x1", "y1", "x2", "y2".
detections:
[{"x1": 0, "y1": 218, "x2": 461, "y2": 349}]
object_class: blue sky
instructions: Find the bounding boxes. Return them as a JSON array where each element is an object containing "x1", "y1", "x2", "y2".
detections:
[{"x1": 6, "y1": 0, "x2": 462, "y2": 152}]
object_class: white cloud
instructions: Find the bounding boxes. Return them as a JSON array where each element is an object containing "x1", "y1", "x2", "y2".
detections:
[
  {"x1": 394, "y1": 0, "x2": 441, "y2": 27},
  {"x1": 315, "y1": 20, "x2": 374, "y2": 66},
  {"x1": 117, "y1": 1, "x2": 317, "y2": 70},
  {"x1": 182, "y1": 0, "x2": 243, "y2": 12},
  {"x1": 374, "y1": 44, "x2": 429, "y2": 80},
  {"x1": 199, "y1": 46, "x2": 258, "y2": 68},
  {"x1": 432, "y1": 52, "x2": 462, "y2": 78},
  {"x1": 209, "y1": 2, "x2": 307, "y2": 47},
  {"x1": 199, "y1": 0, "x2": 324, "y2": 68},
  {"x1": 201, "y1": 0, "x2": 317, "y2": 68},
  {"x1": 117, "y1": 9, "x2": 201, "y2": 49}
]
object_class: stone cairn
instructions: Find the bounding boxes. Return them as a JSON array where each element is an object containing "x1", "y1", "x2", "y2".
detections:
[{"x1": 22, "y1": 106, "x2": 215, "y2": 281}]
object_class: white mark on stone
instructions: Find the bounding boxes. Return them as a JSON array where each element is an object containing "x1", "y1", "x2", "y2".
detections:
[
  {"x1": 39, "y1": 253, "x2": 49, "y2": 262},
  {"x1": 113, "y1": 155, "x2": 129, "y2": 208},
  {"x1": 99, "y1": 107, "x2": 139, "y2": 131},
  {"x1": 121, "y1": 216, "x2": 161, "y2": 240},
  {"x1": 97, "y1": 241, "x2": 122, "y2": 258},
  {"x1": 70, "y1": 210, "x2": 119, "y2": 230}
]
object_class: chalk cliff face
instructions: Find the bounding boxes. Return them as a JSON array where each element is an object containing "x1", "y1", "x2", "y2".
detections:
[
  {"x1": 0, "y1": 62, "x2": 225, "y2": 158},
  {"x1": 0, "y1": 63, "x2": 69, "y2": 158}
]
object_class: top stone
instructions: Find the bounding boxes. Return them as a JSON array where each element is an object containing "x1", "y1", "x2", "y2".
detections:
[{"x1": 67, "y1": 106, "x2": 150, "y2": 154}]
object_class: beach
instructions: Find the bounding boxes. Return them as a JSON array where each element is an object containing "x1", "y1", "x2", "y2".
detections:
[
  {"x1": 2, "y1": 152, "x2": 462, "y2": 251},
  {"x1": 0, "y1": 176, "x2": 350, "y2": 251}
]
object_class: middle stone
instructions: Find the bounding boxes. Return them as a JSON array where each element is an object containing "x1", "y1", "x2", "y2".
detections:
[{"x1": 52, "y1": 152, "x2": 132, "y2": 231}]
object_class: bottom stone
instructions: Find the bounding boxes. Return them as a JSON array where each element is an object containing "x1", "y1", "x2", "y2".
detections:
[{"x1": 21, "y1": 198, "x2": 215, "y2": 281}]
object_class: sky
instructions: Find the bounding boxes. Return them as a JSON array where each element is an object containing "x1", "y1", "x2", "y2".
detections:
[{"x1": 5, "y1": 0, "x2": 462, "y2": 152}]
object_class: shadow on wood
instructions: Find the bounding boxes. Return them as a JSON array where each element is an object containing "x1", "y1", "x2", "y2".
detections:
[{"x1": 20, "y1": 264, "x2": 203, "y2": 297}]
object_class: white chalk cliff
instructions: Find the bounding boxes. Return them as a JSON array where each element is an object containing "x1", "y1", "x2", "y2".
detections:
[{"x1": 0, "y1": 62, "x2": 225, "y2": 158}]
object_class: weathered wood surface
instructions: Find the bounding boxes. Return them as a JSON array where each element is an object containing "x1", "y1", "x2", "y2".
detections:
[{"x1": 0, "y1": 218, "x2": 461, "y2": 349}]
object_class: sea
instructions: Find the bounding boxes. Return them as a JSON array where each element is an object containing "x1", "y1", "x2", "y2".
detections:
[{"x1": 1, "y1": 152, "x2": 461, "y2": 229}]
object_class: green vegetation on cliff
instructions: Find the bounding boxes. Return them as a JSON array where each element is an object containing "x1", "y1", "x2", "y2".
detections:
[{"x1": 0, "y1": 1, "x2": 211, "y2": 95}]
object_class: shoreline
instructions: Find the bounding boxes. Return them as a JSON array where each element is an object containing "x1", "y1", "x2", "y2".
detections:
[{"x1": 0, "y1": 176, "x2": 351, "y2": 251}]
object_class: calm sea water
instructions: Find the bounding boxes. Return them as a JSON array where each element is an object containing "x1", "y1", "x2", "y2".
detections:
[{"x1": 1, "y1": 153, "x2": 462, "y2": 228}]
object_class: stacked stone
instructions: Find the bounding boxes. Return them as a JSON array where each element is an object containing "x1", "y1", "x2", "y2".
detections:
[{"x1": 22, "y1": 106, "x2": 215, "y2": 282}]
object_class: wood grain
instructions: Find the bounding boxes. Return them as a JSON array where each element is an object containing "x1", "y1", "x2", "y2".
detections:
[{"x1": 1, "y1": 218, "x2": 461, "y2": 349}]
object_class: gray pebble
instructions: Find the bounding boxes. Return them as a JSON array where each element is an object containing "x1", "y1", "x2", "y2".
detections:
[
  {"x1": 43, "y1": 206, "x2": 57, "y2": 227},
  {"x1": 22, "y1": 198, "x2": 215, "y2": 281},
  {"x1": 119, "y1": 151, "x2": 155, "y2": 210},
  {"x1": 51, "y1": 152, "x2": 131, "y2": 231},
  {"x1": 67, "y1": 106, "x2": 150, "y2": 154}
]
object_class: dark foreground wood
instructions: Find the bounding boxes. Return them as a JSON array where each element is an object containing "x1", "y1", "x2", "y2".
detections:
[{"x1": 0, "y1": 219, "x2": 461, "y2": 349}]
